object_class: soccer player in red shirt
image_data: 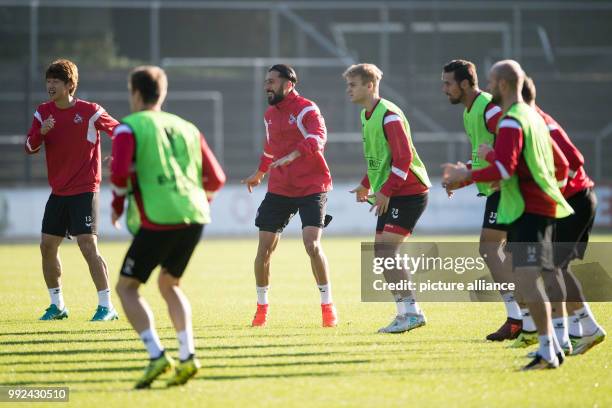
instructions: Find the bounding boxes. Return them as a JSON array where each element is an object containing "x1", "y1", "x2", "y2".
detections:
[
  {"x1": 443, "y1": 60, "x2": 571, "y2": 370},
  {"x1": 25, "y1": 59, "x2": 120, "y2": 321},
  {"x1": 441, "y1": 60, "x2": 522, "y2": 341},
  {"x1": 110, "y1": 66, "x2": 225, "y2": 388},
  {"x1": 522, "y1": 77, "x2": 606, "y2": 355},
  {"x1": 242, "y1": 64, "x2": 337, "y2": 328},
  {"x1": 344, "y1": 63, "x2": 430, "y2": 334}
]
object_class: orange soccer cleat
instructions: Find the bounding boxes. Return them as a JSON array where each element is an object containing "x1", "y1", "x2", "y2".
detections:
[
  {"x1": 321, "y1": 303, "x2": 338, "y2": 327},
  {"x1": 251, "y1": 303, "x2": 268, "y2": 327}
]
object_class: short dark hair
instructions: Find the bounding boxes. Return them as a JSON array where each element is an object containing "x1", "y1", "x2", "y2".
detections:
[
  {"x1": 46, "y1": 59, "x2": 79, "y2": 95},
  {"x1": 129, "y1": 65, "x2": 168, "y2": 105},
  {"x1": 443, "y1": 59, "x2": 478, "y2": 88},
  {"x1": 522, "y1": 76, "x2": 537, "y2": 104},
  {"x1": 268, "y1": 64, "x2": 298, "y2": 84}
]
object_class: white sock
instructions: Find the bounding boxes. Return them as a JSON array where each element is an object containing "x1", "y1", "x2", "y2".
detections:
[
  {"x1": 318, "y1": 283, "x2": 333, "y2": 305},
  {"x1": 177, "y1": 328, "x2": 195, "y2": 361},
  {"x1": 568, "y1": 314, "x2": 583, "y2": 337},
  {"x1": 48, "y1": 287, "x2": 65, "y2": 310},
  {"x1": 552, "y1": 317, "x2": 570, "y2": 349},
  {"x1": 256, "y1": 286, "x2": 269, "y2": 305},
  {"x1": 521, "y1": 309, "x2": 536, "y2": 332},
  {"x1": 393, "y1": 293, "x2": 407, "y2": 315},
  {"x1": 538, "y1": 334, "x2": 555, "y2": 362},
  {"x1": 398, "y1": 295, "x2": 420, "y2": 315},
  {"x1": 97, "y1": 289, "x2": 112, "y2": 308},
  {"x1": 139, "y1": 328, "x2": 164, "y2": 359},
  {"x1": 576, "y1": 304, "x2": 601, "y2": 335},
  {"x1": 551, "y1": 332, "x2": 563, "y2": 355},
  {"x1": 521, "y1": 308, "x2": 536, "y2": 332},
  {"x1": 502, "y1": 292, "x2": 522, "y2": 320}
]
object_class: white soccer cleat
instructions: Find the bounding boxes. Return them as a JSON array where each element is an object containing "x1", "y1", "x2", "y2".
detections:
[
  {"x1": 572, "y1": 327, "x2": 606, "y2": 355},
  {"x1": 377, "y1": 312, "x2": 427, "y2": 334}
]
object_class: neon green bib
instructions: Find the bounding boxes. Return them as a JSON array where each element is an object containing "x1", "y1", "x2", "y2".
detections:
[
  {"x1": 463, "y1": 92, "x2": 496, "y2": 196},
  {"x1": 496, "y1": 103, "x2": 573, "y2": 224},
  {"x1": 122, "y1": 111, "x2": 209, "y2": 234},
  {"x1": 360, "y1": 99, "x2": 430, "y2": 203}
]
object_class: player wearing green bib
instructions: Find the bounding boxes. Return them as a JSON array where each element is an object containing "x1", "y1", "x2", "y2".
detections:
[
  {"x1": 344, "y1": 63, "x2": 430, "y2": 334},
  {"x1": 442, "y1": 60, "x2": 522, "y2": 342},
  {"x1": 110, "y1": 66, "x2": 225, "y2": 388},
  {"x1": 443, "y1": 60, "x2": 573, "y2": 371}
]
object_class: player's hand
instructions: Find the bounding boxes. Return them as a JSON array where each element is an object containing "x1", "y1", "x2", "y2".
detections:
[
  {"x1": 478, "y1": 144, "x2": 493, "y2": 162},
  {"x1": 111, "y1": 210, "x2": 121, "y2": 229},
  {"x1": 369, "y1": 191, "x2": 390, "y2": 216},
  {"x1": 270, "y1": 150, "x2": 300, "y2": 168},
  {"x1": 40, "y1": 115, "x2": 55, "y2": 136},
  {"x1": 441, "y1": 162, "x2": 470, "y2": 185},
  {"x1": 241, "y1": 170, "x2": 265, "y2": 193},
  {"x1": 349, "y1": 184, "x2": 370, "y2": 202},
  {"x1": 442, "y1": 181, "x2": 459, "y2": 198}
]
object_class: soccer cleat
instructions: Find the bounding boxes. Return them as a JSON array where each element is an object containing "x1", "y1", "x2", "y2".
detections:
[
  {"x1": 571, "y1": 327, "x2": 606, "y2": 355},
  {"x1": 251, "y1": 303, "x2": 268, "y2": 327},
  {"x1": 321, "y1": 303, "x2": 338, "y2": 327},
  {"x1": 90, "y1": 305, "x2": 119, "y2": 321},
  {"x1": 527, "y1": 345, "x2": 571, "y2": 359},
  {"x1": 569, "y1": 335, "x2": 581, "y2": 352},
  {"x1": 378, "y1": 312, "x2": 426, "y2": 334},
  {"x1": 167, "y1": 356, "x2": 201, "y2": 387},
  {"x1": 509, "y1": 330, "x2": 538, "y2": 348},
  {"x1": 134, "y1": 352, "x2": 174, "y2": 389},
  {"x1": 39, "y1": 304, "x2": 68, "y2": 320},
  {"x1": 521, "y1": 353, "x2": 559, "y2": 371},
  {"x1": 486, "y1": 317, "x2": 522, "y2": 341}
]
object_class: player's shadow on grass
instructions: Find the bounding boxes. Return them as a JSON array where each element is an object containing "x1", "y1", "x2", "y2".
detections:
[
  {"x1": 204, "y1": 358, "x2": 372, "y2": 369},
  {"x1": 0, "y1": 351, "x2": 347, "y2": 366},
  {"x1": 12, "y1": 365, "x2": 143, "y2": 375},
  {"x1": 0, "y1": 338, "x2": 142, "y2": 346},
  {"x1": 0, "y1": 328, "x2": 134, "y2": 337},
  {"x1": 0, "y1": 347, "x2": 144, "y2": 357}
]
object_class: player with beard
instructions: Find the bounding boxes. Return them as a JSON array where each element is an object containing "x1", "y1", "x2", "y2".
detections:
[
  {"x1": 443, "y1": 60, "x2": 574, "y2": 370},
  {"x1": 441, "y1": 60, "x2": 522, "y2": 341},
  {"x1": 242, "y1": 64, "x2": 337, "y2": 328}
]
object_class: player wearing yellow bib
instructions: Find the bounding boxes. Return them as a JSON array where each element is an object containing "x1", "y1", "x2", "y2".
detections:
[
  {"x1": 443, "y1": 60, "x2": 573, "y2": 370},
  {"x1": 344, "y1": 63, "x2": 431, "y2": 334},
  {"x1": 441, "y1": 60, "x2": 522, "y2": 341},
  {"x1": 111, "y1": 66, "x2": 226, "y2": 388}
]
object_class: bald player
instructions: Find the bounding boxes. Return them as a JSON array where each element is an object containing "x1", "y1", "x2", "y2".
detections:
[{"x1": 442, "y1": 60, "x2": 574, "y2": 370}]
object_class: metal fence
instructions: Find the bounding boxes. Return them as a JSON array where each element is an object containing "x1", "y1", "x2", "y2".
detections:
[{"x1": 1, "y1": 0, "x2": 611, "y2": 184}]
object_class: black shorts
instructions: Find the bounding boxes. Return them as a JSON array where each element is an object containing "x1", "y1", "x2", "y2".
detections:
[
  {"x1": 482, "y1": 191, "x2": 508, "y2": 231},
  {"x1": 42, "y1": 192, "x2": 99, "y2": 237},
  {"x1": 554, "y1": 188, "x2": 597, "y2": 268},
  {"x1": 507, "y1": 212, "x2": 555, "y2": 270},
  {"x1": 255, "y1": 192, "x2": 328, "y2": 233},
  {"x1": 376, "y1": 193, "x2": 428, "y2": 236},
  {"x1": 119, "y1": 224, "x2": 203, "y2": 283}
]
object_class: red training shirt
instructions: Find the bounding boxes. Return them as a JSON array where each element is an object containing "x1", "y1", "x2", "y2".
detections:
[
  {"x1": 360, "y1": 99, "x2": 429, "y2": 197},
  {"x1": 472, "y1": 112, "x2": 569, "y2": 218},
  {"x1": 25, "y1": 99, "x2": 119, "y2": 195},
  {"x1": 110, "y1": 124, "x2": 226, "y2": 231},
  {"x1": 257, "y1": 90, "x2": 332, "y2": 197},
  {"x1": 535, "y1": 105, "x2": 594, "y2": 198}
]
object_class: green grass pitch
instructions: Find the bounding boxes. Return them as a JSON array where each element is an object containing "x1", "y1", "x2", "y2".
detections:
[{"x1": 0, "y1": 236, "x2": 610, "y2": 407}]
